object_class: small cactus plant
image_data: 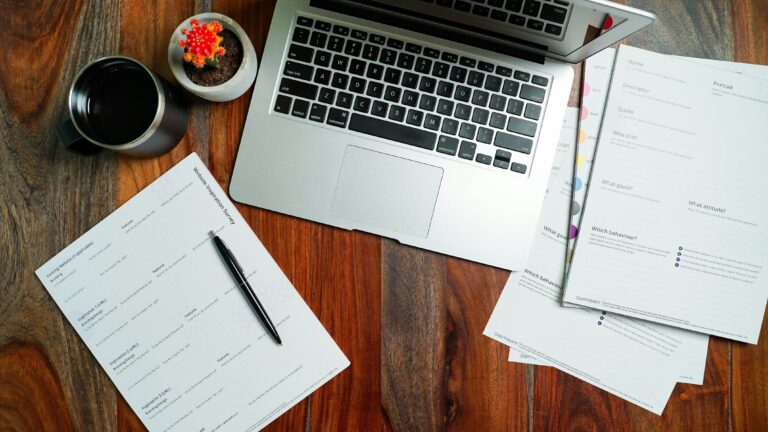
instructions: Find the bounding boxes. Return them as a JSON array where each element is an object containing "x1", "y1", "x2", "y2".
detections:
[{"x1": 178, "y1": 19, "x2": 227, "y2": 68}]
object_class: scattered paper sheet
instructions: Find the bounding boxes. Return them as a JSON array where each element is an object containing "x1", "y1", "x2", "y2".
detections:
[
  {"x1": 36, "y1": 153, "x2": 349, "y2": 432},
  {"x1": 564, "y1": 45, "x2": 768, "y2": 343}
]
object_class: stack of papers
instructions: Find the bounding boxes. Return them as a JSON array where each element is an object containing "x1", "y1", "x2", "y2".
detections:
[{"x1": 486, "y1": 45, "x2": 768, "y2": 414}]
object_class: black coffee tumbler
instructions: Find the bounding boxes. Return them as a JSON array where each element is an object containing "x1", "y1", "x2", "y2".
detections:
[{"x1": 57, "y1": 56, "x2": 188, "y2": 157}]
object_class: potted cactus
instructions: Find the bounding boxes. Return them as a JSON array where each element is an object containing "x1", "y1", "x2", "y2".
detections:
[{"x1": 168, "y1": 13, "x2": 258, "y2": 102}]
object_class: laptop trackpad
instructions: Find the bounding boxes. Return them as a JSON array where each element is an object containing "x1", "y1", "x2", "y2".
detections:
[{"x1": 331, "y1": 146, "x2": 443, "y2": 238}]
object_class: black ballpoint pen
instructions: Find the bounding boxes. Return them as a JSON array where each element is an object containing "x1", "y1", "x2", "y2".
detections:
[{"x1": 209, "y1": 231, "x2": 283, "y2": 345}]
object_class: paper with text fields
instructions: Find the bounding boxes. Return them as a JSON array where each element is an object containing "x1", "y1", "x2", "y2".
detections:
[
  {"x1": 563, "y1": 45, "x2": 768, "y2": 343},
  {"x1": 489, "y1": 108, "x2": 708, "y2": 414},
  {"x1": 35, "y1": 153, "x2": 349, "y2": 432}
]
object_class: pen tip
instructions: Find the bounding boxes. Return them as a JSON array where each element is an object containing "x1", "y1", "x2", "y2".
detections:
[{"x1": 208, "y1": 230, "x2": 216, "y2": 239}]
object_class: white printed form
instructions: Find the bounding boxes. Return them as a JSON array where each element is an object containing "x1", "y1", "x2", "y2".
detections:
[
  {"x1": 35, "y1": 153, "x2": 349, "y2": 432},
  {"x1": 564, "y1": 45, "x2": 768, "y2": 343},
  {"x1": 488, "y1": 108, "x2": 708, "y2": 415}
]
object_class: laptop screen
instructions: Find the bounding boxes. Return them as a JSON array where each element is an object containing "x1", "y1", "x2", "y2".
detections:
[{"x1": 312, "y1": 0, "x2": 654, "y2": 63}]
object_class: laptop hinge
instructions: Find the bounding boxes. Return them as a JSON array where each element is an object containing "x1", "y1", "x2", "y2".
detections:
[{"x1": 310, "y1": 0, "x2": 547, "y2": 65}]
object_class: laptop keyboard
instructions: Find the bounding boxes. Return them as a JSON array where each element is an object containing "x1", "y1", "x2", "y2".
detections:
[
  {"x1": 272, "y1": 15, "x2": 553, "y2": 175},
  {"x1": 438, "y1": 0, "x2": 572, "y2": 38}
]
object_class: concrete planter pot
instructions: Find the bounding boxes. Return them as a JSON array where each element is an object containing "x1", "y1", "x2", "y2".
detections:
[{"x1": 168, "y1": 13, "x2": 258, "y2": 102}]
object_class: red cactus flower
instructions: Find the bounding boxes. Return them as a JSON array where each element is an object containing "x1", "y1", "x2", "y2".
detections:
[{"x1": 178, "y1": 19, "x2": 227, "y2": 69}]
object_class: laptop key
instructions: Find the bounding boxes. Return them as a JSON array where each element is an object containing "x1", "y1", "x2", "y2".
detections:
[
  {"x1": 331, "y1": 72, "x2": 349, "y2": 89},
  {"x1": 437, "y1": 136, "x2": 460, "y2": 155},
  {"x1": 505, "y1": 0, "x2": 523, "y2": 12},
  {"x1": 344, "y1": 40, "x2": 363, "y2": 56},
  {"x1": 432, "y1": 61, "x2": 450, "y2": 78},
  {"x1": 406, "y1": 43, "x2": 423, "y2": 54},
  {"x1": 450, "y1": 66, "x2": 468, "y2": 83},
  {"x1": 441, "y1": 118, "x2": 459, "y2": 135},
  {"x1": 493, "y1": 149, "x2": 511, "y2": 169},
  {"x1": 476, "y1": 127, "x2": 494, "y2": 143},
  {"x1": 454, "y1": 103, "x2": 471, "y2": 120},
  {"x1": 496, "y1": 66, "x2": 513, "y2": 77},
  {"x1": 397, "y1": 53, "x2": 415, "y2": 70},
  {"x1": 291, "y1": 99, "x2": 309, "y2": 118},
  {"x1": 310, "y1": 31, "x2": 327, "y2": 48},
  {"x1": 406, "y1": 109, "x2": 424, "y2": 126},
  {"x1": 478, "y1": 61, "x2": 495, "y2": 72},
  {"x1": 366, "y1": 81, "x2": 384, "y2": 98},
  {"x1": 514, "y1": 70, "x2": 531, "y2": 81},
  {"x1": 489, "y1": 112, "x2": 507, "y2": 129},
  {"x1": 380, "y1": 49, "x2": 397, "y2": 65},
  {"x1": 371, "y1": 100, "x2": 388, "y2": 117},
  {"x1": 522, "y1": 0, "x2": 541, "y2": 16},
  {"x1": 491, "y1": 9, "x2": 508, "y2": 21},
  {"x1": 509, "y1": 14, "x2": 526, "y2": 26},
  {"x1": 507, "y1": 117, "x2": 537, "y2": 137},
  {"x1": 369, "y1": 33, "x2": 386, "y2": 45},
  {"x1": 388, "y1": 105, "x2": 406, "y2": 122},
  {"x1": 335, "y1": 91, "x2": 353, "y2": 108},
  {"x1": 353, "y1": 96, "x2": 371, "y2": 113},
  {"x1": 289, "y1": 44, "x2": 314, "y2": 62},
  {"x1": 417, "y1": 94, "x2": 436, "y2": 111},
  {"x1": 507, "y1": 99, "x2": 524, "y2": 115},
  {"x1": 454, "y1": 1, "x2": 471, "y2": 12},
  {"x1": 349, "y1": 113, "x2": 437, "y2": 150},
  {"x1": 476, "y1": 153, "x2": 493, "y2": 165},
  {"x1": 384, "y1": 67, "x2": 402, "y2": 84},
  {"x1": 415, "y1": 57, "x2": 433, "y2": 74},
  {"x1": 402, "y1": 72, "x2": 419, "y2": 89},
  {"x1": 349, "y1": 59, "x2": 366, "y2": 76},
  {"x1": 541, "y1": 3, "x2": 567, "y2": 23},
  {"x1": 424, "y1": 114, "x2": 441, "y2": 130},
  {"x1": 472, "y1": 90, "x2": 489, "y2": 107},
  {"x1": 293, "y1": 27, "x2": 310, "y2": 44},
  {"x1": 532, "y1": 75, "x2": 549, "y2": 86},
  {"x1": 455, "y1": 85, "x2": 471, "y2": 102},
  {"x1": 520, "y1": 84, "x2": 546, "y2": 103},
  {"x1": 327, "y1": 108, "x2": 349, "y2": 128},
  {"x1": 472, "y1": 5, "x2": 490, "y2": 17},
  {"x1": 459, "y1": 122, "x2": 477, "y2": 139},
  {"x1": 331, "y1": 54, "x2": 349, "y2": 71},
  {"x1": 437, "y1": 81, "x2": 454, "y2": 97},
  {"x1": 524, "y1": 103, "x2": 542, "y2": 120},
  {"x1": 366, "y1": 63, "x2": 384, "y2": 80},
  {"x1": 309, "y1": 103, "x2": 327, "y2": 122},
  {"x1": 419, "y1": 76, "x2": 437, "y2": 94},
  {"x1": 495, "y1": 130, "x2": 533, "y2": 153},
  {"x1": 274, "y1": 94, "x2": 292, "y2": 114},
  {"x1": 459, "y1": 141, "x2": 477, "y2": 160},
  {"x1": 489, "y1": 94, "x2": 507, "y2": 111},
  {"x1": 402, "y1": 90, "x2": 419, "y2": 107},
  {"x1": 511, "y1": 162, "x2": 527, "y2": 174},
  {"x1": 472, "y1": 107, "x2": 490, "y2": 124},
  {"x1": 437, "y1": 99, "x2": 454, "y2": 115},
  {"x1": 280, "y1": 77, "x2": 318, "y2": 99},
  {"x1": 313, "y1": 68, "x2": 331, "y2": 85},
  {"x1": 314, "y1": 50, "x2": 331, "y2": 67},
  {"x1": 362, "y1": 44, "x2": 380, "y2": 61},
  {"x1": 441, "y1": 52, "x2": 459, "y2": 63},
  {"x1": 349, "y1": 77, "x2": 366, "y2": 94},
  {"x1": 485, "y1": 75, "x2": 502, "y2": 92},
  {"x1": 333, "y1": 25, "x2": 349, "y2": 36},
  {"x1": 502, "y1": 79, "x2": 520, "y2": 96},
  {"x1": 315, "y1": 20, "x2": 331, "y2": 31},
  {"x1": 545, "y1": 24, "x2": 562, "y2": 36},
  {"x1": 460, "y1": 57, "x2": 477, "y2": 68},
  {"x1": 387, "y1": 38, "x2": 404, "y2": 49},
  {"x1": 423, "y1": 47, "x2": 440, "y2": 58},
  {"x1": 467, "y1": 71, "x2": 485, "y2": 87},
  {"x1": 384, "y1": 86, "x2": 402, "y2": 102},
  {"x1": 527, "y1": 19, "x2": 544, "y2": 31},
  {"x1": 284, "y1": 61, "x2": 314, "y2": 80},
  {"x1": 328, "y1": 36, "x2": 344, "y2": 52},
  {"x1": 319, "y1": 87, "x2": 335, "y2": 104},
  {"x1": 351, "y1": 29, "x2": 368, "y2": 40},
  {"x1": 297, "y1": 16, "x2": 313, "y2": 27}
]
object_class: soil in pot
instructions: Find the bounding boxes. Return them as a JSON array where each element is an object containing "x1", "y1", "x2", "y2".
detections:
[{"x1": 183, "y1": 29, "x2": 244, "y2": 86}]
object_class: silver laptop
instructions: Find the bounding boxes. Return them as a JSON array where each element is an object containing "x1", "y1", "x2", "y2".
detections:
[{"x1": 231, "y1": 0, "x2": 655, "y2": 270}]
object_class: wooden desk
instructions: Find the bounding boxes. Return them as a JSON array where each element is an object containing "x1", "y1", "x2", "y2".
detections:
[{"x1": 1, "y1": 1, "x2": 766, "y2": 430}]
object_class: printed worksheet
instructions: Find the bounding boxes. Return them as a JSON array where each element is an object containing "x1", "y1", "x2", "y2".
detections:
[
  {"x1": 564, "y1": 45, "x2": 768, "y2": 343},
  {"x1": 490, "y1": 108, "x2": 709, "y2": 414},
  {"x1": 36, "y1": 153, "x2": 349, "y2": 432}
]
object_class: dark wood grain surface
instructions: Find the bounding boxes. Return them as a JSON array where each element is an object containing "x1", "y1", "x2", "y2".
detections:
[{"x1": 1, "y1": 1, "x2": 766, "y2": 430}]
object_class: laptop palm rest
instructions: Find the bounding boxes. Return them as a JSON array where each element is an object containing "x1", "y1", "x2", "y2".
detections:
[{"x1": 331, "y1": 146, "x2": 443, "y2": 238}]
